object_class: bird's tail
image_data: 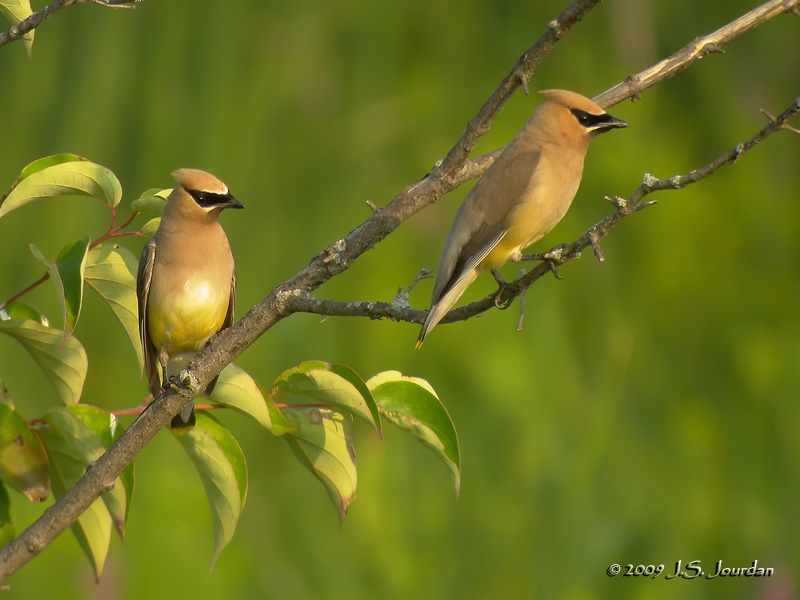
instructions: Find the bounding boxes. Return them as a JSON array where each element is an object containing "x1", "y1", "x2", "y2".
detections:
[
  {"x1": 170, "y1": 400, "x2": 196, "y2": 432},
  {"x1": 416, "y1": 270, "x2": 478, "y2": 348},
  {"x1": 168, "y1": 371, "x2": 220, "y2": 431}
]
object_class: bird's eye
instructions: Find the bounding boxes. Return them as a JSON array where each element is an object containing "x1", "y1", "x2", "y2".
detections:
[
  {"x1": 570, "y1": 108, "x2": 597, "y2": 127},
  {"x1": 571, "y1": 109, "x2": 592, "y2": 126}
]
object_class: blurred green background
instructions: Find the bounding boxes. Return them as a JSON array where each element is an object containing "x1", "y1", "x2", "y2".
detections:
[{"x1": 1, "y1": 0, "x2": 799, "y2": 598}]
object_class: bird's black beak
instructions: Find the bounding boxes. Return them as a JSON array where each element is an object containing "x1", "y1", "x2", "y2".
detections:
[
  {"x1": 222, "y1": 194, "x2": 245, "y2": 209},
  {"x1": 594, "y1": 115, "x2": 628, "y2": 133}
]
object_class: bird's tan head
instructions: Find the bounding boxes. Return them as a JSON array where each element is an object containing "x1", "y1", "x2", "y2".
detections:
[
  {"x1": 532, "y1": 89, "x2": 627, "y2": 150},
  {"x1": 168, "y1": 168, "x2": 245, "y2": 216}
]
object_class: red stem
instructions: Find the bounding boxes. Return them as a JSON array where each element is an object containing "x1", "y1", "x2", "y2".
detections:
[{"x1": 0, "y1": 272, "x2": 49, "y2": 312}]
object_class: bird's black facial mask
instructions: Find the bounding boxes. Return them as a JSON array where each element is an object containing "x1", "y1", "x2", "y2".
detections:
[
  {"x1": 186, "y1": 188, "x2": 245, "y2": 209},
  {"x1": 570, "y1": 108, "x2": 628, "y2": 134}
]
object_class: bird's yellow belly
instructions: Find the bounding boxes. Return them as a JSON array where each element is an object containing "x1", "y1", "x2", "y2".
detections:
[
  {"x1": 147, "y1": 278, "x2": 229, "y2": 354},
  {"x1": 478, "y1": 220, "x2": 547, "y2": 271},
  {"x1": 478, "y1": 180, "x2": 577, "y2": 272}
]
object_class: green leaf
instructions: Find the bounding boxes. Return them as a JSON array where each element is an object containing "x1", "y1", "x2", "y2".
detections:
[
  {"x1": 30, "y1": 236, "x2": 91, "y2": 345},
  {"x1": 368, "y1": 371, "x2": 461, "y2": 495},
  {"x1": 208, "y1": 364, "x2": 271, "y2": 428},
  {"x1": 272, "y1": 361, "x2": 381, "y2": 435},
  {"x1": 37, "y1": 408, "x2": 113, "y2": 581},
  {"x1": 0, "y1": 159, "x2": 122, "y2": 219},
  {"x1": 283, "y1": 408, "x2": 357, "y2": 520},
  {"x1": 0, "y1": 404, "x2": 50, "y2": 502},
  {"x1": 68, "y1": 405, "x2": 133, "y2": 536},
  {"x1": 17, "y1": 154, "x2": 84, "y2": 181},
  {"x1": 0, "y1": 0, "x2": 34, "y2": 59},
  {"x1": 85, "y1": 243, "x2": 143, "y2": 370},
  {"x1": 0, "y1": 319, "x2": 87, "y2": 405},
  {"x1": 0, "y1": 482, "x2": 15, "y2": 546},
  {"x1": 140, "y1": 217, "x2": 160, "y2": 238},
  {"x1": 0, "y1": 301, "x2": 48, "y2": 325},
  {"x1": 175, "y1": 412, "x2": 247, "y2": 571},
  {"x1": 130, "y1": 188, "x2": 169, "y2": 212}
]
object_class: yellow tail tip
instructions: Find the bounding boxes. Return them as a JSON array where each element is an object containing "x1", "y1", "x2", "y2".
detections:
[
  {"x1": 414, "y1": 339, "x2": 423, "y2": 350},
  {"x1": 169, "y1": 423, "x2": 195, "y2": 435}
]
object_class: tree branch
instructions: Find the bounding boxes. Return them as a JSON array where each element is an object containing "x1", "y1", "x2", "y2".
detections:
[
  {"x1": 1, "y1": 0, "x2": 797, "y2": 581},
  {"x1": 0, "y1": 0, "x2": 137, "y2": 50},
  {"x1": 593, "y1": 0, "x2": 800, "y2": 109}
]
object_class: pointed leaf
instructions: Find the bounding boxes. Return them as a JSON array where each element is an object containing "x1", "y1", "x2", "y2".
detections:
[
  {"x1": 54, "y1": 237, "x2": 91, "y2": 337},
  {"x1": 70, "y1": 495, "x2": 111, "y2": 582},
  {"x1": 0, "y1": 404, "x2": 50, "y2": 501},
  {"x1": 368, "y1": 371, "x2": 461, "y2": 495},
  {"x1": 17, "y1": 154, "x2": 84, "y2": 181},
  {"x1": 272, "y1": 361, "x2": 380, "y2": 434},
  {"x1": 0, "y1": 159, "x2": 122, "y2": 219},
  {"x1": 0, "y1": 0, "x2": 34, "y2": 59},
  {"x1": 208, "y1": 364, "x2": 271, "y2": 428},
  {"x1": 68, "y1": 405, "x2": 133, "y2": 536},
  {"x1": 37, "y1": 408, "x2": 113, "y2": 581},
  {"x1": 0, "y1": 319, "x2": 87, "y2": 405},
  {"x1": 282, "y1": 408, "x2": 357, "y2": 520},
  {"x1": 175, "y1": 412, "x2": 247, "y2": 570},
  {"x1": 30, "y1": 236, "x2": 91, "y2": 344},
  {"x1": 85, "y1": 243, "x2": 143, "y2": 370}
]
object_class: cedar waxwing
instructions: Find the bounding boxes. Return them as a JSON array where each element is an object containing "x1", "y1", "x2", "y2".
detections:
[
  {"x1": 137, "y1": 169, "x2": 244, "y2": 430},
  {"x1": 417, "y1": 89, "x2": 627, "y2": 347}
]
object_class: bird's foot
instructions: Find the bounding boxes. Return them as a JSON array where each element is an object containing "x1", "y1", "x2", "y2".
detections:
[
  {"x1": 518, "y1": 244, "x2": 567, "y2": 280},
  {"x1": 490, "y1": 269, "x2": 514, "y2": 309}
]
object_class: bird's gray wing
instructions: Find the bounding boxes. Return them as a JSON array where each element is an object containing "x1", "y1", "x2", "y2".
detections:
[
  {"x1": 136, "y1": 238, "x2": 160, "y2": 397},
  {"x1": 432, "y1": 147, "x2": 542, "y2": 304},
  {"x1": 223, "y1": 270, "x2": 236, "y2": 330},
  {"x1": 434, "y1": 225, "x2": 506, "y2": 304}
]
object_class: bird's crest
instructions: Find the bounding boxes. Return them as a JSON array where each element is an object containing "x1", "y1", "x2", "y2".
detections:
[
  {"x1": 538, "y1": 89, "x2": 604, "y2": 115},
  {"x1": 171, "y1": 168, "x2": 229, "y2": 194}
]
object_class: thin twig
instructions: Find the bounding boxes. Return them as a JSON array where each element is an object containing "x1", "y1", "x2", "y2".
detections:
[
  {"x1": 0, "y1": 0, "x2": 138, "y2": 50},
  {"x1": 593, "y1": 0, "x2": 800, "y2": 109},
  {"x1": 516, "y1": 280, "x2": 527, "y2": 332}
]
